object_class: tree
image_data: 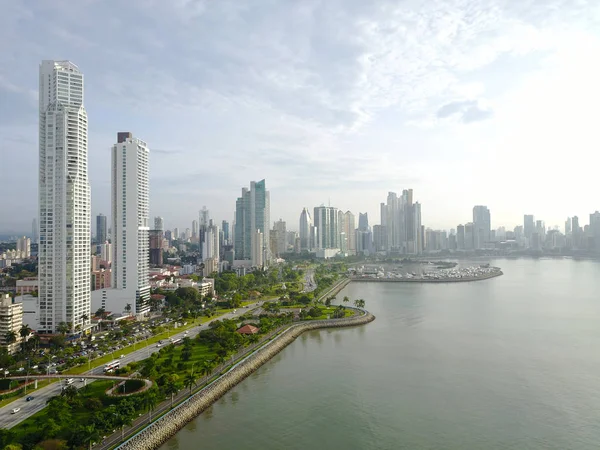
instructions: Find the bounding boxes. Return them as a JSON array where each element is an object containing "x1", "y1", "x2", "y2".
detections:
[
  {"x1": 79, "y1": 424, "x2": 100, "y2": 450},
  {"x1": 325, "y1": 297, "x2": 332, "y2": 307},
  {"x1": 19, "y1": 324, "x2": 31, "y2": 340},
  {"x1": 41, "y1": 418, "x2": 62, "y2": 439},
  {"x1": 343, "y1": 296, "x2": 349, "y2": 304},
  {"x1": 143, "y1": 391, "x2": 158, "y2": 423},
  {"x1": 184, "y1": 371, "x2": 197, "y2": 397},
  {"x1": 61, "y1": 384, "x2": 78, "y2": 403},
  {"x1": 85, "y1": 397, "x2": 103, "y2": 411},
  {"x1": 56, "y1": 322, "x2": 70, "y2": 335},
  {"x1": 4, "y1": 331, "x2": 17, "y2": 346},
  {"x1": 354, "y1": 299, "x2": 360, "y2": 307},
  {"x1": 125, "y1": 303, "x2": 132, "y2": 315},
  {"x1": 114, "y1": 413, "x2": 132, "y2": 442},
  {"x1": 164, "y1": 375, "x2": 180, "y2": 408}
]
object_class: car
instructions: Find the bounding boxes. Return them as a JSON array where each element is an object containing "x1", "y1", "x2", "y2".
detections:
[
  {"x1": 26, "y1": 396, "x2": 34, "y2": 402},
  {"x1": 80, "y1": 378, "x2": 85, "y2": 382},
  {"x1": 11, "y1": 408, "x2": 20, "y2": 414},
  {"x1": 120, "y1": 354, "x2": 125, "y2": 359}
]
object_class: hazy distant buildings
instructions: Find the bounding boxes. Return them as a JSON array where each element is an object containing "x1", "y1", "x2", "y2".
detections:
[
  {"x1": 299, "y1": 208, "x2": 312, "y2": 251},
  {"x1": 457, "y1": 224, "x2": 465, "y2": 249},
  {"x1": 473, "y1": 205, "x2": 491, "y2": 249},
  {"x1": 31, "y1": 219, "x2": 38, "y2": 245},
  {"x1": 524, "y1": 215, "x2": 535, "y2": 242},
  {"x1": 38, "y1": 60, "x2": 90, "y2": 334},
  {"x1": 343, "y1": 211, "x2": 356, "y2": 255},
  {"x1": 313, "y1": 206, "x2": 339, "y2": 250},
  {"x1": 234, "y1": 179, "x2": 270, "y2": 266},
  {"x1": 96, "y1": 213, "x2": 107, "y2": 244},
  {"x1": 273, "y1": 219, "x2": 287, "y2": 256},
  {"x1": 191, "y1": 219, "x2": 199, "y2": 241},
  {"x1": 16, "y1": 237, "x2": 31, "y2": 259},
  {"x1": 154, "y1": 216, "x2": 164, "y2": 232},
  {"x1": 358, "y1": 213, "x2": 369, "y2": 231},
  {"x1": 381, "y1": 189, "x2": 422, "y2": 254},
  {"x1": 149, "y1": 230, "x2": 163, "y2": 266}
]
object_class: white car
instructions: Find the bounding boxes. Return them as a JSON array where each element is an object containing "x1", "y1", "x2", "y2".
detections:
[{"x1": 11, "y1": 408, "x2": 20, "y2": 414}]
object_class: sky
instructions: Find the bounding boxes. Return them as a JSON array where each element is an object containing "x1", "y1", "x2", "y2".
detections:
[{"x1": 1, "y1": 0, "x2": 599, "y2": 235}]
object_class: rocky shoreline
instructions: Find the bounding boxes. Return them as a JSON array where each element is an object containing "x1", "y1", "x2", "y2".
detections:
[{"x1": 117, "y1": 309, "x2": 375, "y2": 450}]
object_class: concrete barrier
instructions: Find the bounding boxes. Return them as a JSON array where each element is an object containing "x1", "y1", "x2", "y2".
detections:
[{"x1": 117, "y1": 309, "x2": 375, "y2": 450}]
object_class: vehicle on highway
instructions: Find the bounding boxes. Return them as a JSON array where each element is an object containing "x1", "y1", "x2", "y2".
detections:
[
  {"x1": 103, "y1": 360, "x2": 120, "y2": 373},
  {"x1": 11, "y1": 408, "x2": 20, "y2": 414},
  {"x1": 65, "y1": 378, "x2": 74, "y2": 385},
  {"x1": 120, "y1": 354, "x2": 125, "y2": 358},
  {"x1": 80, "y1": 378, "x2": 85, "y2": 382},
  {"x1": 26, "y1": 396, "x2": 34, "y2": 402}
]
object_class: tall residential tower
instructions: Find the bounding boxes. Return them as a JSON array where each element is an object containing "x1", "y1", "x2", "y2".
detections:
[{"x1": 38, "y1": 60, "x2": 90, "y2": 334}]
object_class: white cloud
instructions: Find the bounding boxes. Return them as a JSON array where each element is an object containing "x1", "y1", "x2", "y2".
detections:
[{"x1": 0, "y1": 0, "x2": 599, "y2": 233}]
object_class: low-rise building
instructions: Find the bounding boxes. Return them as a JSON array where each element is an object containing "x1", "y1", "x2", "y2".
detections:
[
  {"x1": 16, "y1": 278, "x2": 38, "y2": 296},
  {"x1": 0, "y1": 294, "x2": 23, "y2": 354}
]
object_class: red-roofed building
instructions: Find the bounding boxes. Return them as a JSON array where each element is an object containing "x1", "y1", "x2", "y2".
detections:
[{"x1": 236, "y1": 324, "x2": 259, "y2": 335}]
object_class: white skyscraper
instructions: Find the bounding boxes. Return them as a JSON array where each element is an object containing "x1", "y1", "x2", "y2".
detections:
[
  {"x1": 299, "y1": 207, "x2": 312, "y2": 251},
  {"x1": 111, "y1": 132, "x2": 150, "y2": 315},
  {"x1": 38, "y1": 60, "x2": 90, "y2": 334}
]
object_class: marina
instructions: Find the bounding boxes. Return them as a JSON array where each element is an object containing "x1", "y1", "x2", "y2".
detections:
[{"x1": 350, "y1": 264, "x2": 503, "y2": 282}]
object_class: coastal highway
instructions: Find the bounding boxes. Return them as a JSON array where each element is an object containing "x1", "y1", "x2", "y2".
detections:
[{"x1": 0, "y1": 303, "x2": 261, "y2": 429}]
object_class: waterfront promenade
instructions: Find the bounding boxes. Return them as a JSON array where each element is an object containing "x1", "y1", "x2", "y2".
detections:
[{"x1": 115, "y1": 307, "x2": 375, "y2": 450}]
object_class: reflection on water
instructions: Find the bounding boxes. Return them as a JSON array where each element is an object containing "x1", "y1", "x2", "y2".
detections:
[
  {"x1": 184, "y1": 419, "x2": 196, "y2": 433},
  {"x1": 160, "y1": 259, "x2": 600, "y2": 450}
]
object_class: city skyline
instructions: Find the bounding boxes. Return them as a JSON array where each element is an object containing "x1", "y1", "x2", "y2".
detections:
[{"x1": 1, "y1": 2, "x2": 599, "y2": 234}]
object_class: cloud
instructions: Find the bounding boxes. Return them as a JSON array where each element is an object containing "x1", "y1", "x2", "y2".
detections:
[{"x1": 437, "y1": 99, "x2": 493, "y2": 123}]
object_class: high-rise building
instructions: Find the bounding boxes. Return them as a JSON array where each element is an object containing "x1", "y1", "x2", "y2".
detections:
[
  {"x1": 192, "y1": 220, "x2": 199, "y2": 241},
  {"x1": 373, "y1": 225, "x2": 387, "y2": 252},
  {"x1": 100, "y1": 241, "x2": 112, "y2": 263},
  {"x1": 565, "y1": 217, "x2": 572, "y2": 236},
  {"x1": 203, "y1": 220, "x2": 220, "y2": 272},
  {"x1": 472, "y1": 205, "x2": 491, "y2": 249},
  {"x1": 16, "y1": 237, "x2": 31, "y2": 259},
  {"x1": 149, "y1": 230, "x2": 163, "y2": 266},
  {"x1": 38, "y1": 60, "x2": 90, "y2": 334},
  {"x1": 343, "y1": 211, "x2": 356, "y2": 255},
  {"x1": 590, "y1": 211, "x2": 600, "y2": 253},
  {"x1": 110, "y1": 132, "x2": 150, "y2": 315},
  {"x1": 32, "y1": 219, "x2": 38, "y2": 245},
  {"x1": 381, "y1": 189, "x2": 421, "y2": 254},
  {"x1": 313, "y1": 206, "x2": 339, "y2": 249},
  {"x1": 173, "y1": 228, "x2": 179, "y2": 240},
  {"x1": 358, "y1": 213, "x2": 369, "y2": 231},
  {"x1": 221, "y1": 220, "x2": 230, "y2": 245},
  {"x1": 456, "y1": 224, "x2": 465, "y2": 249},
  {"x1": 154, "y1": 216, "x2": 164, "y2": 232},
  {"x1": 299, "y1": 208, "x2": 312, "y2": 251},
  {"x1": 96, "y1": 213, "x2": 107, "y2": 244},
  {"x1": 464, "y1": 223, "x2": 475, "y2": 250},
  {"x1": 273, "y1": 219, "x2": 287, "y2": 256},
  {"x1": 524, "y1": 214, "x2": 535, "y2": 242},
  {"x1": 234, "y1": 180, "x2": 270, "y2": 265}
]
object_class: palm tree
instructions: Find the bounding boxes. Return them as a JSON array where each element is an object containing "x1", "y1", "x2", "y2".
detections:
[
  {"x1": 4, "y1": 331, "x2": 17, "y2": 346},
  {"x1": 125, "y1": 303, "x2": 132, "y2": 316},
  {"x1": 164, "y1": 376, "x2": 180, "y2": 408},
  {"x1": 184, "y1": 371, "x2": 197, "y2": 397},
  {"x1": 142, "y1": 392, "x2": 158, "y2": 423},
  {"x1": 80, "y1": 424, "x2": 100, "y2": 450},
  {"x1": 19, "y1": 324, "x2": 31, "y2": 340},
  {"x1": 201, "y1": 360, "x2": 214, "y2": 385},
  {"x1": 359, "y1": 299, "x2": 366, "y2": 308},
  {"x1": 353, "y1": 299, "x2": 360, "y2": 307},
  {"x1": 343, "y1": 296, "x2": 350, "y2": 305}
]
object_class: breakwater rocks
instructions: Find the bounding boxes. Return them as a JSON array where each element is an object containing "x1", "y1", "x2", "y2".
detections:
[{"x1": 117, "y1": 310, "x2": 375, "y2": 450}]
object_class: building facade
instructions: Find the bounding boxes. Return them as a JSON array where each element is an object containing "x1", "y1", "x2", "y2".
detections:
[
  {"x1": 234, "y1": 180, "x2": 270, "y2": 266},
  {"x1": 313, "y1": 206, "x2": 339, "y2": 250},
  {"x1": 110, "y1": 132, "x2": 150, "y2": 315},
  {"x1": 299, "y1": 207, "x2": 312, "y2": 251},
  {"x1": 38, "y1": 60, "x2": 90, "y2": 334},
  {"x1": 96, "y1": 213, "x2": 107, "y2": 244},
  {"x1": 0, "y1": 294, "x2": 24, "y2": 354}
]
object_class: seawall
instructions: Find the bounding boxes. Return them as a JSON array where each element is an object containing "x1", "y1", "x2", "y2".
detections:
[
  {"x1": 350, "y1": 270, "x2": 503, "y2": 283},
  {"x1": 117, "y1": 309, "x2": 375, "y2": 450}
]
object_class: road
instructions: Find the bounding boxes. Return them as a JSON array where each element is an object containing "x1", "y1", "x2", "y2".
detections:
[{"x1": 0, "y1": 303, "x2": 261, "y2": 429}]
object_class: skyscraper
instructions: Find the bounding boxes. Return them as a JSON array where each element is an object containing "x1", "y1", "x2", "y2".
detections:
[
  {"x1": 31, "y1": 218, "x2": 38, "y2": 245},
  {"x1": 273, "y1": 219, "x2": 287, "y2": 256},
  {"x1": 343, "y1": 211, "x2": 356, "y2": 255},
  {"x1": 96, "y1": 213, "x2": 107, "y2": 244},
  {"x1": 221, "y1": 220, "x2": 230, "y2": 244},
  {"x1": 299, "y1": 208, "x2": 312, "y2": 251},
  {"x1": 313, "y1": 206, "x2": 339, "y2": 249},
  {"x1": 358, "y1": 213, "x2": 369, "y2": 231},
  {"x1": 38, "y1": 60, "x2": 90, "y2": 334},
  {"x1": 154, "y1": 216, "x2": 164, "y2": 232},
  {"x1": 191, "y1": 220, "x2": 199, "y2": 241},
  {"x1": 110, "y1": 132, "x2": 150, "y2": 315},
  {"x1": 149, "y1": 230, "x2": 163, "y2": 266},
  {"x1": 473, "y1": 205, "x2": 491, "y2": 249},
  {"x1": 381, "y1": 189, "x2": 422, "y2": 254},
  {"x1": 234, "y1": 180, "x2": 270, "y2": 265},
  {"x1": 524, "y1": 215, "x2": 535, "y2": 243},
  {"x1": 457, "y1": 224, "x2": 465, "y2": 249}
]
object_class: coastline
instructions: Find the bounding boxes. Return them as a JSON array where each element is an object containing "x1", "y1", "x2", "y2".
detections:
[
  {"x1": 117, "y1": 308, "x2": 375, "y2": 450},
  {"x1": 349, "y1": 270, "x2": 503, "y2": 283}
]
